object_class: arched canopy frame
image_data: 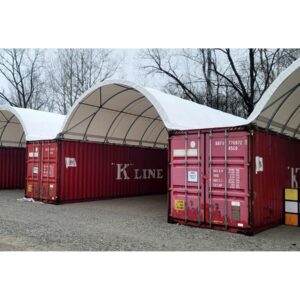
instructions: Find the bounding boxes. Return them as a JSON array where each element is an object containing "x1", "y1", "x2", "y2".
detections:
[
  {"x1": 247, "y1": 58, "x2": 300, "y2": 140},
  {"x1": 0, "y1": 106, "x2": 65, "y2": 148},
  {"x1": 61, "y1": 80, "x2": 247, "y2": 149},
  {"x1": 0, "y1": 107, "x2": 27, "y2": 147}
]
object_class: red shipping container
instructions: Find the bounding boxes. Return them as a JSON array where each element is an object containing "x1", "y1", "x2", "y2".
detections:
[
  {"x1": 168, "y1": 128, "x2": 300, "y2": 234},
  {"x1": 0, "y1": 147, "x2": 25, "y2": 189},
  {"x1": 26, "y1": 140, "x2": 168, "y2": 204}
]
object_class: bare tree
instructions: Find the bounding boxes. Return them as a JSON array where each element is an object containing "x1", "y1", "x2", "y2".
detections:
[
  {"x1": 139, "y1": 48, "x2": 300, "y2": 117},
  {"x1": 276, "y1": 48, "x2": 300, "y2": 70},
  {"x1": 200, "y1": 49, "x2": 213, "y2": 106},
  {"x1": 211, "y1": 48, "x2": 300, "y2": 116},
  {"x1": 139, "y1": 48, "x2": 244, "y2": 114},
  {"x1": 0, "y1": 48, "x2": 47, "y2": 109},
  {"x1": 48, "y1": 49, "x2": 122, "y2": 114},
  {"x1": 140, "y1": 49, "x2": 202, "y2": 103},
  {"x1": 211, "y1": 49, "x2": 280, "y2": 116}
]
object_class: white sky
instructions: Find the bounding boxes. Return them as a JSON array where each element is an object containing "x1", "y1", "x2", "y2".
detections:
[
  {"x1": 112, "y1": 49, "x2": 141, "y2": 82},
  {"x1": 0, "y1": 48, "x2": 170, "y2": 94}
]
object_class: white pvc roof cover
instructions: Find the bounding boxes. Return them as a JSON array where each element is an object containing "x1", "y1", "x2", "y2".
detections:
[
  {"x1": 61, "y1": 80, "x2": 246, "y2": 148},
  {"x1": 0, "y1": 106, "x2": 65, "y2": 147},
  {"x1": 3, "y1": 57, "x2": 298, "y2": 151},
  {"x1": 247, "y1": 58, "x2": 300, "y2": 140}
]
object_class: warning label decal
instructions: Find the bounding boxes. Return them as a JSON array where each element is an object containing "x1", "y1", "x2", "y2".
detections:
[{"x1": 175, "y1": 199, "x2": 185, "y2": 211}]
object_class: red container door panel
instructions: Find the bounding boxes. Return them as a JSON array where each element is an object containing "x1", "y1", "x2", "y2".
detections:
[
  {"x1": 25, "y1": 144, "x2": 41, "y2": 198},
  {"x1": 26, "y1": 162, "x2": 41, "y2": 198},
  {"x1": 252, "y1": 131, "x2": 300, "y2": 231},
  {"x1": 0, "y1": 147, "x2": 25, "y2": 189},
  {"x1": 59, "y1": 141, "x2": 168, "y2": 203},
  {"x1": 205, "y1": 131, "x2": 250, "y2": 229},
  {"x1": 40, "y1": 142, "x2": 58, "y2": 202},
  {"x1": 26, "y1": 141, "x2": 59, "y2": 202},
  {"x1": 169, "y1": 132, "x2": 205, "y2": 223}
]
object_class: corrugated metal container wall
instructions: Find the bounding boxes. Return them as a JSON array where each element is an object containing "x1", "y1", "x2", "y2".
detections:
[
  {"x1": 168, "y1": 128, "x2": 300, "y2": 234},
  {"x1": 0, "y1": 147, "x2": 25, "y2": 189},
  {"x1": 252, "y1": 130, "x2": 300, "y2": 231},
  {"x1": 26, "y1": 140, "x2": 168, "y2": 204}
]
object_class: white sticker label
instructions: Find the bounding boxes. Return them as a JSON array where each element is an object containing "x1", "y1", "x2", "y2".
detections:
[
  {"x1": 33, "y1": 167, "x2": 38, "y2": 174},
  {"x1": 190, "y1": 141, "x2": 196, "y2": 148},
  {"x1": 65, "y1": 157, "x2": 77, "y2": 168},
  {"x1": 187, "y1": 149, "x2": 197, "y2": 156},
  {"x1": 231, "y1": 201, "x2": 240, "y2": 207},
  {"x1": 173, "y1": 149, "x2": 185, "y2": 156},
  {"x1": 285, "y1": 201, "x2": 298, "y2": 214},
  {"x1": 237, "y1": 223, "x2": 244, "y2": 227},
  {"x1": 255, "y1": 156, "x2": 264, "y2": 174},
  {"x1": 188, "y1": 171, "x2": 198, "y2": 182},
  {"x1": 173, "y1": 149, "x2": 198, "y2": 157},
  {"x1": 29, "y1": 152, "x2": 39, "y2": 158}
]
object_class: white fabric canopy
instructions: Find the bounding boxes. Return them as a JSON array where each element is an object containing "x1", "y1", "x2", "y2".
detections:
[
  {"x1": 247, "y1": 58, "x2": 300, "y2": 139},
  {"x1": 2, "y1": 57, "x2": 299, "y2": 150},
  {"x1": 61, "y1": 80, "x2": 246, "y2": 148},
  {"x1": 0, "y1": 106, "x2": 65, "y2": 147}
]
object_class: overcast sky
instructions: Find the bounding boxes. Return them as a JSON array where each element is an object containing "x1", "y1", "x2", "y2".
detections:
[
  {"x1": 112, "y1": 49, "x2": 169, "y2": 89},
  {"x1": 112, "y1": 49, "x2": 143, "y2": 83},
  {"x1": 0, "y1": 48, "x2": 169, "y2": 94}
]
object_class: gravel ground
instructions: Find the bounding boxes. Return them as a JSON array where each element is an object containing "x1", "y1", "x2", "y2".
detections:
[{"x1": 1, "y1": 190, "x2": 300, "y2": 251}]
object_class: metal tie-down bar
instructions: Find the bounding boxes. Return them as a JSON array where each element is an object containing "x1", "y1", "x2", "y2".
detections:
[
  {"x1": 184, "y1": 132, "x2": 188, "y2": 223},
  {"x1": 31, "y1": 142, "x2": 35, "y2": 199},
  {"x1": 197, "y1": 130, "x2": 201, "y2": 224},
  {"x1": 224, "y1": 129, "x2": 228, "y2": 230},
  {"x1": 47, "y1": 141, "x2": 51, "y2": 202},
  {"x1": 209, "y1": 130, "x2": 213, "y2": 227}
]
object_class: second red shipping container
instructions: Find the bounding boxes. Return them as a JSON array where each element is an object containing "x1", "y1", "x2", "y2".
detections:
[{"x1": 26, "y1": 140, "x2": 168, "y2": 203}]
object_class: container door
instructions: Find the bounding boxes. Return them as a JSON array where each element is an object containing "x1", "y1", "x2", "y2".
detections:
[
  {"x1": 169, "y1": 131, "x2": 205, "y2": 224},
  {"x1": 40, "y1": 142, "x2": 58, "y2": 203},
  {"x1": 26, "y1": 143, "x2": 41, "y2": 199},
  {"x1": 205, "y1": 131, "x2": 250, "y2": 230}
]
